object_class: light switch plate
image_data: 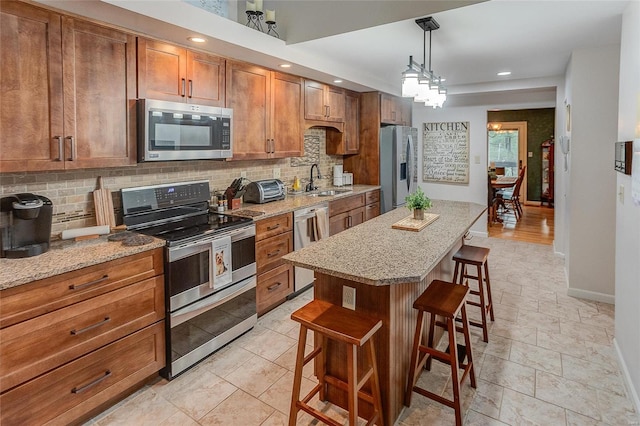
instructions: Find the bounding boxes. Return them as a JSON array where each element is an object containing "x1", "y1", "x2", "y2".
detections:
[
  {"x1": 273, "y1": 168, "x2": 281, "y2": 179},
  {"x1": 474, "y1": 155, "x2": 481, "y2": 164},
  {"x1": 528, "y1": 152, "x2": 533, "y2": 158},
  {"x1": 619, "y1": 184, "x2": 624, "y2": 204},
  {"x1": 240, "y1": 171, "x2": 247, "y2": 178}
]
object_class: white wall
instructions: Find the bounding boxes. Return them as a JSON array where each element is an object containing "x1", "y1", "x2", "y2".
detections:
[
  {"x1": 565, "y1": 45, "x2": 620, "y2": 302},
  {"x1": 412, "y1": 94, "x2": 557, "y2": 237},
  {"x1": 615, "y1": 0, "x2": 640, "y2": 413},
  {"x1": 412, "y1": 106, "x2": 490, "y2": 235}
]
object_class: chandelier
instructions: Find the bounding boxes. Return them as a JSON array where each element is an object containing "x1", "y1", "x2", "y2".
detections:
[{"x1": 401, "y1": 17, "x2": 447, "y2": 108}]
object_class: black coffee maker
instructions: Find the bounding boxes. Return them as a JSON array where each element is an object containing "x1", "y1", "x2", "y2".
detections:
[{"x1": 1, "y1": 193, "x2": 53, "y2": 258}]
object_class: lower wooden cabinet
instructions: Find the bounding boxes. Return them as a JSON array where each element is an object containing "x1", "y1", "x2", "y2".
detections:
[
  {"x1": 255, "y1": 212, "x2": 294, "y2": 315},
  {"x1": 257, "y1": 263, "x2": 293, "y2": 315},
  {"x1": 0, "y1": 322, "x2": 165, "y2": 426},
  {"x1": 0, "y1": 248, "x2": 165, "y2": 425},
  {"x1": 329, "y1": 190, "x2": 380, "y2": 235}
]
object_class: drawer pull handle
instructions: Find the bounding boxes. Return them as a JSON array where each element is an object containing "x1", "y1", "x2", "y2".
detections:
[
  {"x1": 267, "y1": 282, "x2": 281, "y2": 291},
  {"x1": 71, "y1": 316, "x2": 110, "y2": 335},
  {"x1": 71, "y1": 370, "x2": 112, "y2": 394},
  {"x1": 266, "y1": 224, "x2": 280, "y2": 231},
  {"x1": 69, "y1": 275, "x2": 109, "y2": 290},
  {"x1": 267, "y1": 249, "x2": 281, "y2": 258}
]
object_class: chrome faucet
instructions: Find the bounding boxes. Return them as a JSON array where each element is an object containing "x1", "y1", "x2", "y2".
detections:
[{"x1": 306, "y1": 163, "x2": 322, "y2": 192}]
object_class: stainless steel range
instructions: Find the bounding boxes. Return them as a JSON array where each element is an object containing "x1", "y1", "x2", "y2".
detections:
[{"x1": 121, "y1": 181, "x2": 256, "y2": 380}]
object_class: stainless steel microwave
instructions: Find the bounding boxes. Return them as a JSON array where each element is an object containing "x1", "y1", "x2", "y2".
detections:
[{"x1": 138, "y1": 99, "x2": 233, "y2": 162}]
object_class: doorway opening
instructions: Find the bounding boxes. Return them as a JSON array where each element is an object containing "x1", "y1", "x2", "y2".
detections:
[{"x1": 487, "y1": 121, "x2": 528, "y2": 203}]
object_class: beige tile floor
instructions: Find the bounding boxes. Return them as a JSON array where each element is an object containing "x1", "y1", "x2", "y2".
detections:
[{"x1": 86, "y1": 237, "x2": 639, "y2": 425}]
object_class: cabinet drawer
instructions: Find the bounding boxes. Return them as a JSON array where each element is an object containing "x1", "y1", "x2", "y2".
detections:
[
  {"x1": 256, "y1": 213, "x2": 293, "y2": 241},
  {"x1": 365, "y1": 202, "x2": 380, "y2": 221},
  {"x1": 256, "y1": 232, "x2": 292, "y2": 275},
  {"x1": 329, "y1": 193, "x2": 365, "y2": 217},
  {"x1": 257, "y1": 264, "x2": 293, "y2": 315},
  {"x1": 0, "y1": 248, "x2": 164, "y2": 329},
  {"x1": 0, "y1": 276, "x2": 164, "y2": 392},
  {"x1": 365, "y1": 190, "x2": 380, "y2": 205},
  {"x1": 0, "y1": 322, "x2": 165, "y2": 426}
]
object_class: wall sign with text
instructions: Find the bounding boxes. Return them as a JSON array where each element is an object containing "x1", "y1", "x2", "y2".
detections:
[{"x1": 423, "y1": 122, "x2": 470, "y2": 184}]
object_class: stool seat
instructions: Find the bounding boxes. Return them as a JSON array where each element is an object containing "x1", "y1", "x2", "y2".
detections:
[
  {"x1": 289, "y1": 299, "x2": 384, "y2": 426},
  {"x1": 405, "y1": 280, "x2": 476, "y2": 426},
  {"x1": 291, "y1": 300, "x2": 382, "y2": 346},
  {"x1": 452, "y1": 244, "x2": 495, "y2": 342},
  {"x1": 452, "y1": 245, "x2": 489, "y2": 265},
  {"x1": 413, "y1": 280, "x2": 470, "y2": 318}
]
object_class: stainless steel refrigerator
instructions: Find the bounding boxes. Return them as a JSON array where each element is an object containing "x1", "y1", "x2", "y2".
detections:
[{"x1": 379, "y1": 126, "x2": 418, "y2": 213}]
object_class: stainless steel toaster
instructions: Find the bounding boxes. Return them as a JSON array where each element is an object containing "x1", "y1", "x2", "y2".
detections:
[{"x1": 243, "y1": 179, "x2": 286, "y2": 203}]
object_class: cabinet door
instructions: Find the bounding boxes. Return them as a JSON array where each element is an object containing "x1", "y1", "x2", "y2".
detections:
[
  {"x1": 365, "y1": 203, "x2": 380, "y2": 221},
  {"x1": 257, "y1": 264, "x2": 293, "y2": 316},
  {"x1": 329, "y1": 211, "x2": 350, "y2": 236},
  {"x1": 271, "y1": 72, "x2": 303, "y2": 158},
  {"x1": 400, "y1": 97, "x2": 412, "y2": 126},
  {"x1": 343, "y1": 91, "x2": 359, "y2": 154},
  {"x1": 186, "y1": 50, "x2": 225, "y2": 107},
  {"x1": 380, "y1": 93, "x2": 395, "y2": 124},
  {"x1": 137, "y1": 38, "x2": 187, "y2": 102},
  {"x1": 227, "y1": 61, "x2": 271, "y2": 160},
  {"x1": 0, "y1": 2, "x2": 64, "y2": 172},
  {"x1": 256, "y1": 232, "x2": 292, "y2": 275},
  {"x1": 325, "y1": 85, "x2": 345, "y2": 122},
  {"x1": 350, "y1": 206, "x2": 366, "y2": 228},
  {"x1": 61, "y1": 18, "x2": 136, "y2": 169},
  {"x1": 304, "y1": 80, "x2": 326, "y2": 121}
]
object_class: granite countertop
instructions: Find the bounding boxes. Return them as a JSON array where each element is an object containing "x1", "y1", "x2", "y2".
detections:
[
  {"x1": 282, "y1": 200, "x2": 486, "y2": 286},
  {"x1": 226, "y1": 185, "x2": 380, "y2": 220},
  {"x1": 0, "y1": 235, "x2": 165, "y2": 291}
]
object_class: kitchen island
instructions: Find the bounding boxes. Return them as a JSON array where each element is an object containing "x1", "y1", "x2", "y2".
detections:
[{"x1": 282, "y1": 200, "x2": 486, "y2": 424}]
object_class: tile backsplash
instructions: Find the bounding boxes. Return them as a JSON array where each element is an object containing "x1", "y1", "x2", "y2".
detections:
[{"x1": 0, "y1": 128, "x2": 342, "y2": 234}]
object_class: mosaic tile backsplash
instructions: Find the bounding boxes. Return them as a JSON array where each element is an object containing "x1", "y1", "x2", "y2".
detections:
[{"x1": 0, "y1": 129, "x2": 343, "y2": 234}]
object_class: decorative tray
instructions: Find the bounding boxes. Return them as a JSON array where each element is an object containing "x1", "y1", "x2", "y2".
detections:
[{"x1": 391, "y1": 213, "x2": 440, "y2": 232}]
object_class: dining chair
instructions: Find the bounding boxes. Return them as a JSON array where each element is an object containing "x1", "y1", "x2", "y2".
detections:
[{"x1": 498, "y1": 166, "x2": 525, "y2": 220}]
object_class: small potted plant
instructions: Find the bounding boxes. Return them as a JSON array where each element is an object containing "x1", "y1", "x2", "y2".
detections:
[{"x1": 405, "y1": 187, "x2": 432, "y2": 220}]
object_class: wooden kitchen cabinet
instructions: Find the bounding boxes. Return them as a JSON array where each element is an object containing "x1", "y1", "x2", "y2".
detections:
[
  {"x1": 380, "y1": 93, "x2": 411, "y2": 126},
  {"x1": 365, "y1": 189, "x2": 381, "y2": 221},
  {"x1": 326, "y1": 90, "x2": 359, "y2": 155},
  {"x1": 137, "y1": 38, "x2": 226, "y2": 107},
  {"x1": 255, "y1": 212, "x2": 294, "y2": 315},
  {"x1": 0, "y1": 1, "x2": 136, "y2": 172},
  {"x1": 304, "y1": 80, "x2": 345, "y2": 123},
  {"x1": 0, "y1": 248, "x2": 165, "y2": 425},
  {"x1": 227, "y1": 61, "x2": 303, "y2": 160}
]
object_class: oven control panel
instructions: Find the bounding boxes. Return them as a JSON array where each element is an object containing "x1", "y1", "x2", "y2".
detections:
[{"x1": 122, "y1": 181, "x2": 210, "y2": 215}]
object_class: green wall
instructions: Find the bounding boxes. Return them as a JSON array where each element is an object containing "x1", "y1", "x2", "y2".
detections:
[{"x1": 487, "y1": 108, "x2": 555, "y2": 201}]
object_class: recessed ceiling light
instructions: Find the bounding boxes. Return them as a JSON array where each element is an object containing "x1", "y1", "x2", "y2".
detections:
[
  {"x1": 333, "y1": 79, "x2": 343, "y2": 84},
  {"x1": 188, "y1": 37, "x2": 206, "y2": 43},
  {"x1": 279, "y1": 63, "x2": 292, "y2": 68},
  {"x1": 497, "y1": 71, "x2": 511, "y2": 76}
]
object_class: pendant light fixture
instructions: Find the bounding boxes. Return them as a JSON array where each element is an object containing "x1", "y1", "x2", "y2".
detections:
[{"x1": 401, "y1": 17, "x2": 447, "y2": 108}]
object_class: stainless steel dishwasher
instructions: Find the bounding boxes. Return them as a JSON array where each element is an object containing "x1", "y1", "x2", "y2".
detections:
[{"x1": 292, "y1": 203, "x2": 329, "y2": 295}]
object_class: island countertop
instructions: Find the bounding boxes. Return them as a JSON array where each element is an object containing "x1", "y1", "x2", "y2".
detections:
[{"x1": 282, "y1": 200, "x2": 486, "y2": 286}]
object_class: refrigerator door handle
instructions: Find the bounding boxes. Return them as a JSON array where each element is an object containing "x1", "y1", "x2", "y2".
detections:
[{"x1": 406, "y1": 135, "x2": 412, "y2": 192}]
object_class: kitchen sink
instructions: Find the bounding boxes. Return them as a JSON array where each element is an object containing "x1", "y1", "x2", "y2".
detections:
[{"x1": 307, "y1": 189, "x2": 353, "y2": 197}]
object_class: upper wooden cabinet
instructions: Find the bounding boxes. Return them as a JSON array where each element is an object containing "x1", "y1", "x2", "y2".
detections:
[
  {"x1": 380, "y1": 93, "x2": 411, "y2": 126},
  {"x1": 137, "y1": 38, "x2": 225, "y2": 107},
  {"x1": 304, "y1": 80, "x2": 345, "y2": 123},
  {"x1": 0, "y1": 1, "x2": 136, "y2": 172},
  {"x1": 326, "y1": 90, "x2": 359, "y2": 155},
  {"x1": 227, "y1": 61, "x2": 303, "y2": 160}
]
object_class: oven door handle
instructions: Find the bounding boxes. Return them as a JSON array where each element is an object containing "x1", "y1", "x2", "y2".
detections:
[{"x1": 171, "y1": 276, "x2": 257, "y2": 327}]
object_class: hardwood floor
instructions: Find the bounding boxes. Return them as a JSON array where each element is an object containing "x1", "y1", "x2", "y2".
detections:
[{"x1": 488, "y1": 204, "x2": 554, "y2": 245}]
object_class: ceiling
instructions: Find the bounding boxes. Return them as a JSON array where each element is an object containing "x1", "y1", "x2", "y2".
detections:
[{"x1": 37, "y1": 0, "x2": 629, "y2": 103}]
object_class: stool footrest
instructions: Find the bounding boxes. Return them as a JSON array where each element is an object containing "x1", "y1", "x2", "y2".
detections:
[
  {"x1": 303, "y1": 346, "x2": 322, "y2": 367},
  {"x1": 412, "y1": 386, "x2": 456, "y2": 410},
  {"x1": 296, "y1": 401, "x2": 343, "y2": 426},
  {"x1": 324, "y1": 374, "x2": 375, "y2": 406}
]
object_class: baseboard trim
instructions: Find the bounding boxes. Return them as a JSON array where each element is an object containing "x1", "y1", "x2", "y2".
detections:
[
  {"x1": 566, "y1": 287, "x2": 615, "y2": 304},
  {"x1": 552, "y1": 241, "x2": 565, "y2": 258},
  {"x1": 613, "y1": 338, "x2": 640, "y2": 416}
]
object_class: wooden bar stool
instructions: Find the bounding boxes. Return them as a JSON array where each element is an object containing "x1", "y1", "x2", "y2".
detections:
[
  {"x1": 289, "y1": 299, "x2": 384, "y2": 426},
  {"x1": 452, "y1": 245, "x2": 495, "y2": 342},
  {"x1": 405, "y1": 280, "x2": 476, "y2": 426}
]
